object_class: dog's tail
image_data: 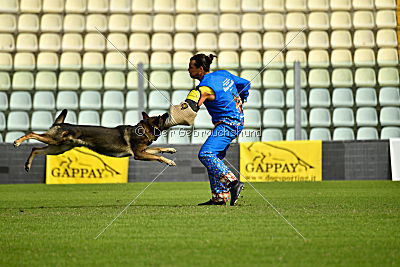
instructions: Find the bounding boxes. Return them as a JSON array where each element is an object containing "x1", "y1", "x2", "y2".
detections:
[{"x1": 53, "y1": 109, "x2": 68, "y2": 125}]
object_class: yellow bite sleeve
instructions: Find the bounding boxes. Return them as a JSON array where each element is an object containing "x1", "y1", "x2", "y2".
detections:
[
  {"x1": 198, "y1": 86, "x2": 215, "y2": 95},
  {"x1": 186, "y1": 88, "x2": 201, "y2": 103}
]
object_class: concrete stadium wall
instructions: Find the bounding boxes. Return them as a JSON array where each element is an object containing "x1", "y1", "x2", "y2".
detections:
[
  {"x1": 322, "y1": 140, "x2": 390, "y2": 180},
  {"x1": 0, "y1": 141, "x2": 390, "y2": 184}
]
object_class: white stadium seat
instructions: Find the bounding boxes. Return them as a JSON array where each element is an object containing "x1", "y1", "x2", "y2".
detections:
[
  {"x1": 331, "y1": 49, "x2": 352, "y2": 67},
  {"x1": 41, "y1": 14, "x2": 62, "y2": 33},
  {"x1": 64, "y1": 14, "x2": 85, "y2": 32},
  {"x1": 175, "y1": 14, "x2": 196, "y2": 32},
  {"x1": 105, "y1": 52, "x2": 127, "y2": 70},
  {"x1": 87, "y1": 0, "x2": 109, "y2": 13},
  {"x1": 285, "y1": 50, "x2": 307, "y2": 68},
  {"x1": 82, "y1": 52, "x2": 103, "y2": 70},
  {"x1": 150, "y1": 52, "x2": 172, "y2": 70},
  {"x1": 153, "y1": 14, "x2": 174, "y2": 33},
  {"x1": 353, "y1": 0, "x2": 374, "y2": 10},
  {"x1": 220, "y1": 14, "x2": 240, "y2": 32},
  {"x1": 285, "y1": 32, "x2": 307, "y2": 50},
  {"x1": 110, "y1": 0, "x2": 131, "y2": 13},
  {"x1": 132, "y1": 0, "x2": 152, "y2": 12},
  {"x1": 309, "y1": 69, "x2": 330, "y2": 88},
  {"x1": 109, "y1": 14, "x2": 130, "y2": 32},
  {"x1": 0, "y1": 14, "x2": 16, "y2": 32},
  {"x1": 197, "y1": 14, "x2": 218, "y2": 32},
  {"x1": 153, "y1": 0, "x2": 174, "y2": 13},
  {"x1": 331, "y1": 12, "x2": 351, "y2": 30},
  {"x1": 176, "y1": 0, "x2": 196, "y2": 12},
  {"x1": 62, "y1": 34, "x2": 83, "y2": 52},
  {"x1": 354, "y1": 49, "x2": 375, "y2": 67},
  {"x1": 242, "y1": 13, "x2": 263, "y2": 31},
  {"x1": 332, "y1": 68, "x2": 353, "y2": 87},
  {"x1": 65, "y1": 0, "x2": 86, "y2": 13},
  {"x1": 330, "y1": 0, "x2": 352, "y2": 10},
  {"x1": 39, "y1": 34, "x2": 61, "y2": 52},
  {"x1": 242, "y1": 0, "x2": 262, "y2": 12},
  {"x1": 263, "y1": 50, "x2": 284, "y2": 69},
  {"x1": 218, "y1": 51, "x2": 239, "y2": 69},
  {"x1": 286, "y1": 12, "x2": 307, "y2": 31},
  {"x1": 378, "y1": 68, "x2": 400, "y2": 87},
  {"x1": 241, "y1": 32, "x2": 262, "y2": 50},
  {"x1": 220, "y1": 0, "x2": 240, "y2": 12},
  {"x1": 81, "y1": 71, "x2": 102, "y2": 90},
  {"x1": 152, "y1": 33, "x2": 173, "y2": 51},
  {"x1": 377, "y1": 29, "x2": 398, "y2": 48},
  {"x1": 128, "y1": 52, "x2": 149, "y2": 70},
  {"x1": 308, "y1": 50, "x2": 329, "y2": 68},
  {"x1": 241, "y1": 51, "x2": 262, "y2": 69},
  {"x1": 196, "y1": 33, "x2": 217, "y2": 51},
  {"x1": 377, "y1": 48, "x2": 398, "y2": 67},
  {"x1": 18, "y1": 14, "x2": 39, "y2": 33},
  {"x1": 0, "y1": 34, "x2": 15, "y2": 52},
  {"x1": 263, "y1": 32, "x2": 284, "y2": 50},
  {"x1": 86, "y1": 14, "x2": 107, "y2": 32},
  {"x1": 332, "y1": 88, "x2": 354, "y2": 107},
  {"x1": 353, "y1": 11, "x2": 375, "y2": 29},
  {"x1": 308, "y1": 12, "x2": 329, "y2": 30},
  {"x1": 331, "y1": 31, "x2": 352, "y2": 49},
  {"x1": 354, "y1": 68, "x2": 376, "y2": 87},
  {"x1": 0, "y1": 0, "x2": 19, "y2": 13},
  {"x1": 286, "y1": 0, "x2": 306, "y2": 11},
  {"x1": 354, "y1": 30, "x2": 375, "y2": 48},
  {"x1": 264, "y1": 0, "x2": 284, "y2": 12},
  {"x1": 131, "y1": 15, "x2": 152, "y2": 33},
  {"x1": 264, "y1": 13, "x2": 285, "y2": 31},
  {"x1": 308, "y1": 31, "x2": 329, "y2": 49},
  {"x1": 129, "y1": 34, "x2": 151, "y2": 52},
  {"x1": 219, "y1": 33, "x2": 239, "y2": 50},
  {"x1": 16, "y1": 34, "x2": 38, "y2": 52},
  {"x1": 14, "y1": 52, "x2": 35, "y2": 71},
  {"x1": 0, "y1": 53, "x2": 12, "y2": 71},
  {"x1": 174, "y1": 33, "x2": 195, "y2": 51}
]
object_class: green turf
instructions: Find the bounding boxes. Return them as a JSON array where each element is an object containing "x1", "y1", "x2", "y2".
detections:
[{"x1": 0, "y1": 181, "x2": 399, "y2": 266}]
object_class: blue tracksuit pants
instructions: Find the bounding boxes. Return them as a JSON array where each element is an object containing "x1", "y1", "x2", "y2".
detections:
[{"x1": 198, "y1": 123, "x2": 242, "y2": 202}]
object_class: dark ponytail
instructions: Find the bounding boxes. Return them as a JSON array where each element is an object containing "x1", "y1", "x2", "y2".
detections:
[{"x1": 190, "y1": 53, "x2": 217, "y2": 72}]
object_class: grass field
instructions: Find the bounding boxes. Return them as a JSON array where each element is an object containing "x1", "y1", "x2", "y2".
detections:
[{"x1": 0, "y1": 181, "x2": 399, "y2": 266}]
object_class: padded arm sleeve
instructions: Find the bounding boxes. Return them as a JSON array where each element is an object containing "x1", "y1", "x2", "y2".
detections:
[{"x1": 164, "y1": 102, "x2": 197, "y2": 128}]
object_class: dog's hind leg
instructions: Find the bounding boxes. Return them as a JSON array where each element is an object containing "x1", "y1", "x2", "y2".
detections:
[
  {"x1": 25, "y1": 145, "x2": 72, "y2": 172},
  {"x1": 145, "y1": 147, "x2": 176, "y2": 154},
  {"x1": 25, "y1": 146, "x2": 47, "y2": 172},
  {"x1": 14, "y1": 132, "x2": 58, "y2": 147}
]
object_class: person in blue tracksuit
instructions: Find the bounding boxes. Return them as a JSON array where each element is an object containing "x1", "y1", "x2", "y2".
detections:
[{"x1": 185, "y1": 54, "x2": 250, "y2": 206}]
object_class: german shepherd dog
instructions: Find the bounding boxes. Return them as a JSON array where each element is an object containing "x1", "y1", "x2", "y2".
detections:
[{"x1": 13, "y1": 109, "x2": 176, "y2": 172}]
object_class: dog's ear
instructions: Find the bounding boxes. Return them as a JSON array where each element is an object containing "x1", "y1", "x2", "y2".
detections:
[
  {"x1": 53, "y1": 109, "x2": 68, "y2": 125},
  {"x1": 142, "y1": 112, "x2": 150, "y2": 120}
]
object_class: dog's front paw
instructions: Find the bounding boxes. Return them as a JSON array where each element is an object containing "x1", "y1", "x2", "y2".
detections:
[
  {"x1": 164, "y1": 148, "x2": 176, "y2": 154},
  {"x1": 166, "y1": 159, "x2": 176, "y2": 167},
  {"x1": 13, "y1": 140, "x2": 20, "y2": 148}
]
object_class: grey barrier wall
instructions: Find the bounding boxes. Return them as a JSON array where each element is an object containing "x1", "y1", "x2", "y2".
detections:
[
  {"x1": 0, "y1": 140, "x2": 391, "y2": 184},
  {"x1": 322, "y1": 140, "x2": 391, "y2": 180}
]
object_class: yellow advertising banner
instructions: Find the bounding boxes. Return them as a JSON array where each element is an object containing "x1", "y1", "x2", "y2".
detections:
[
  {"x1": 240, "y1": 140, "x2": 322, "y2": 182},
  {"x1": 46, "y1": 147, "x2": 128, "y2": 184}
]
